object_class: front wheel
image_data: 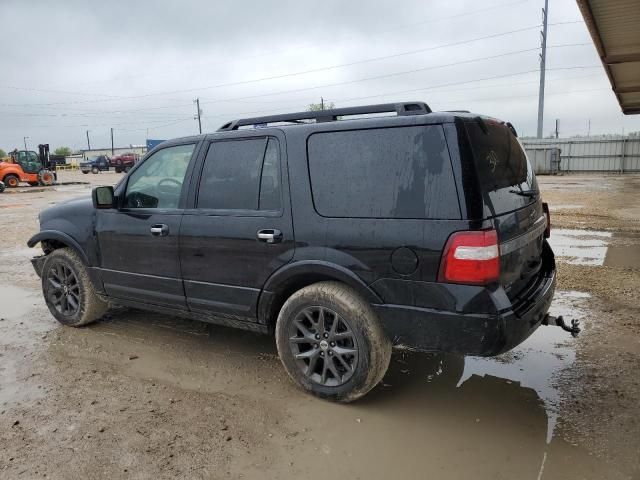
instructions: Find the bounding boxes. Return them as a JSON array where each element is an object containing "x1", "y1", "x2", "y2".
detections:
[
  {"x1": 275, "y1": 281, "x2": 391, "y2": 402},
  {"x1": 4, "y1": 174, "x2": 19, "y2": 188},
  {"x1": 41, "y1": 248, "x2": 109, "y2": 327}
]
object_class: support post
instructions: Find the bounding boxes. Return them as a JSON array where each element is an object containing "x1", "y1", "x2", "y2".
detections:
[{"x1": 537, "y1": 0, "x2": 549, "y2": 139}]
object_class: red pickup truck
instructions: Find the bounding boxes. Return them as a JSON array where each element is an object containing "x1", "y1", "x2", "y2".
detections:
[{"x1": 109, "y1": 153, "x2": 139, "y2": 173}]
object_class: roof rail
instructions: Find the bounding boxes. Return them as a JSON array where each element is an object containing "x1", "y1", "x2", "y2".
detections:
[{"x1": 217, "y1": 102, "x2": 432, "y2": 131}]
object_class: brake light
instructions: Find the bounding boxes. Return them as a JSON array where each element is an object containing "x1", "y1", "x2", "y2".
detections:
[
  {"x1": 542, "y1": 202, "x2": 551, "y2": 238},
  {"x1": 438, "y1": 229, "x2": 500, "y2": 285}
]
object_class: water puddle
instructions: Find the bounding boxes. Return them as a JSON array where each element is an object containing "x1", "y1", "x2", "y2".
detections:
[
  {"x1": 0, "y1": 285, "x2": 50, "y2": 407},
  {"x1": 458, "y1": 290, "x2": 588, "y2": 443},
  {"x1": 548, "y1": 229, "x2": 611, "y2": 266},
  {"x1": 549, "y1": 204, "x2": 583, "y2": 211},
  {"x1": 40, "y1": 288, "x2": 605, "y2": 478},
  {"x1": 604, "y1": 244, "x2": 640, "y2": 269}
]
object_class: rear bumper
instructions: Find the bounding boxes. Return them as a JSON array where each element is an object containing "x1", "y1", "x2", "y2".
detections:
[{"x1": 373, "y1": 258, "x2": 557, "y2": 357}]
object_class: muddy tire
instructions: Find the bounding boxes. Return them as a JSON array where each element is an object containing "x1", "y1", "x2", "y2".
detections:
[
  {"x1": 91, "y1": 166, "x2": 99, "y2": 174},
  {"x1": 41, "y1": 248, "x2": 108, "y2": 327},
  {"x1": 4, "y1": 174, "x2": 20, "y2": 188},
  {"x1": 275, "y1": 281, "x2": 391, "y2": 402}
]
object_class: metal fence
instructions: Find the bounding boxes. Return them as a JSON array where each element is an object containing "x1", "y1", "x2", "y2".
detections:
[{"x1": 522, "y1": 137, "x2": 640, "y2": 173}]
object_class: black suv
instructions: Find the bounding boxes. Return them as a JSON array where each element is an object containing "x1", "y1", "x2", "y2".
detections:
[{"x1": 29, "y1": 102, "x2": 556, "y2": 402}]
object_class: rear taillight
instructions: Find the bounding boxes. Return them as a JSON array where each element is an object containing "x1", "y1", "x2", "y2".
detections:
[
  {"x1": 438, "y1": 229, "x2": 500, "y2": 285},
  {"x1": 542, "y1": 202, "x2": 551, "y2": 238}
]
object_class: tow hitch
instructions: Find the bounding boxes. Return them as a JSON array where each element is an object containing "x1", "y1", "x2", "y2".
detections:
[{"x1": 543, "y1": 314, "x2": 581, "y2": 337}]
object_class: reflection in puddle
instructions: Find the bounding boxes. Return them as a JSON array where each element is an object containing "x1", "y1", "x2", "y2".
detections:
[
  {"x1": 459, "y1": 291, "x2": 588, "y2": 443},
  {"x1": 548, "y1": 229, "x2": 611, "y2": 266}
]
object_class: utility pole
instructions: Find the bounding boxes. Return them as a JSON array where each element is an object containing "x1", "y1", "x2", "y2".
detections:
[
  {"x1": 536, "y1": 0, "x2": 549, "y2": 139},
  {"x1": 587, "y1": 119, "x2": 591, "y2": 137},
  {"x1": 23, "y1": 136, "x2": 29, "y2": 150},
  {"x1": 110, "y1": 128, "x2": 114, "y2": 155},
  {"x1": 194, "y1": 98, "x2": 202, "y2": 134},
  {"x1": 86, "y1": 130, "x2": 91, "y2": 150},
  {"x1": 555, "y1": 119, "x2": 559, "y2": 139},
  {"x1": 321, "y1": 97, "x2": 325, "y2": 110}
]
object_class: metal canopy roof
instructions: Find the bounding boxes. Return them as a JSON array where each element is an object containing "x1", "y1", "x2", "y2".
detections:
[{"x1": 576, "y1": 0, "x2": 640, "y2": 114}]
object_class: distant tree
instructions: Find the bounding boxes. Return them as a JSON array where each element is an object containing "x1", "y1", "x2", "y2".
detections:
[
  {"x1": 0, "y1": 148, "x2": 6, "y2": 158},
  {"x1": 54, "y1": 146, "x2": 72, "y2": 156},
  {"x1": 308, "y1": 101, "x2": 336, "y2": 112}
]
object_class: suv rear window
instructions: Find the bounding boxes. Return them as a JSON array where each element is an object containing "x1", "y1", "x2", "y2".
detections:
[
  {"x1": 465, "y1": 120, "x2": 538, "y2": 216},
  {"x1": 307, "y1": 125, "x2": 460, "y2": 219}
]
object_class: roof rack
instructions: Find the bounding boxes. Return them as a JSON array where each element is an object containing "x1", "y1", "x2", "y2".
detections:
[{"x1": 217, "y1": 102, "x2": 432, "y2": 131}]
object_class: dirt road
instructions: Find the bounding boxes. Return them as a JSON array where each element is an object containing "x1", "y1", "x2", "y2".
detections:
[{"x1": 1, "y1": 172, "x2": 638, "y2": 479}]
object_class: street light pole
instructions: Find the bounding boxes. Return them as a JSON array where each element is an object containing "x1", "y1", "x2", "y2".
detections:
[{"x1": 86, "y1": 130, "x2": 91, "y2": 150}]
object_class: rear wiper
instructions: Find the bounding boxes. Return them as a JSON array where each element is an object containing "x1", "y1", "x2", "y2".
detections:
[{"x1": 509, "y1": 189, "x2": 538, "y2": 198}]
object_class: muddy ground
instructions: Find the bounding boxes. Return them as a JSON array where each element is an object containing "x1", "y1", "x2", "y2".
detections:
[{"x1": 0, "y1": 171, "x2": 638, "y2": 479}]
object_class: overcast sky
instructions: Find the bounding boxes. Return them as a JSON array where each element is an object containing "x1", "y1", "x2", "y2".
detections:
[{"x1": 2, "y1": 0, "x2": 639, "y2": 152}]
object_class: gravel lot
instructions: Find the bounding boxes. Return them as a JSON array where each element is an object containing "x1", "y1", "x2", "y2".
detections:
[{"x1": 0, "y1": 171, "x2": 638, "y2": 479}]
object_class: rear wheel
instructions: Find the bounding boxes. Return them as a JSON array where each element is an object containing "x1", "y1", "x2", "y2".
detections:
[
  {"x1": 275, "y1": 281, "x2": 391, "y2": 402},
  {"x1": 41, "y1": 248, "x2": 108, "y2": 327},
  {"x1": 4, "y1": 174, "x2": 19, "y2": 188},
  {"x1": 91, "y1": 166, "x2": 99, "y2": 174}
]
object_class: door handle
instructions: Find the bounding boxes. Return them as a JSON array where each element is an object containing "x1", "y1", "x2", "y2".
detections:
[
  {"x1": 150, "y1": 224, "x2": 169, "y2": 237},
  {"x1": 257, "y1": 229, "x2": 283, "y2": 244}
]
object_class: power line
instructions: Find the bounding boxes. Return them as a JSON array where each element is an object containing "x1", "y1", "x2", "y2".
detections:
[
  {"x1": 63, "y1": 0, "x2": 536, "y2": 90},
  {"x1": 2, "y1": 39, "x2": 591, "y2": 118},
  {"x1": 3, "y1": 25, "x2": 545, "y2": 108}
]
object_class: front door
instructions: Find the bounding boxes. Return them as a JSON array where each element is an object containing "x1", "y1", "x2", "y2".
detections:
[
  {"x1": 180, "y1": 133, "x2": 294, "y2": 321},
  {"x1": 95, "y1": 142, "x2": 198, "y2": 309}
]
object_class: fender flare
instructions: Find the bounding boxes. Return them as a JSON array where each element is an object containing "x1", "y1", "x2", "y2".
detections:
[
  {"x1": 257, "y1": 260, "x2": 382, "y2": 324},
  {"x1": 27, "y1": 230, "x2": 90, "y2": 265}
]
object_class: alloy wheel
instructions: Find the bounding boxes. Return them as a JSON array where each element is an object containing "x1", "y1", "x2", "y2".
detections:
[
  {"x1": 289, "y1": 306, "x2": 359, "y2": 387},
  {"x1": 47, "y1": 263, "x2": 81, "y2": 316}
]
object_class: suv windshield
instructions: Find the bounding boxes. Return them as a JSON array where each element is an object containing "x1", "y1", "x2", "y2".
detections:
[{"x1": 465, "y1": 120, "x2": 538, "y2": 216}]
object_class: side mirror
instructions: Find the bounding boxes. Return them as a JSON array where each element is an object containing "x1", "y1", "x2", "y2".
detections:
[{"x1": 92, "y1": 186, "x2": 115, "y2": 209}]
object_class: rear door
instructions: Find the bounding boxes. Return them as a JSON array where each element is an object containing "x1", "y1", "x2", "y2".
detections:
[
  {"x1": 179, "y1": 131, "x2": 294, "y2": 321},
  {"x1": 464, "y1": 120, "x2": 545, "y2": 297},
  {"x1": 95, "y1": 142, "x2": 198, "y2": 309}
]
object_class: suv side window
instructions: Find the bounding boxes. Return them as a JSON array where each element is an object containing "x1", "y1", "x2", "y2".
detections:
[
  {"x1": 197, "y1": 137, "x2": 281, "y2": 211},
  {"x1": 307, "y1": 125, "x2": 460, "y2": 219},
  {"x1": 124, "y1": 144, "x2": 195, "y2": 209}
]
